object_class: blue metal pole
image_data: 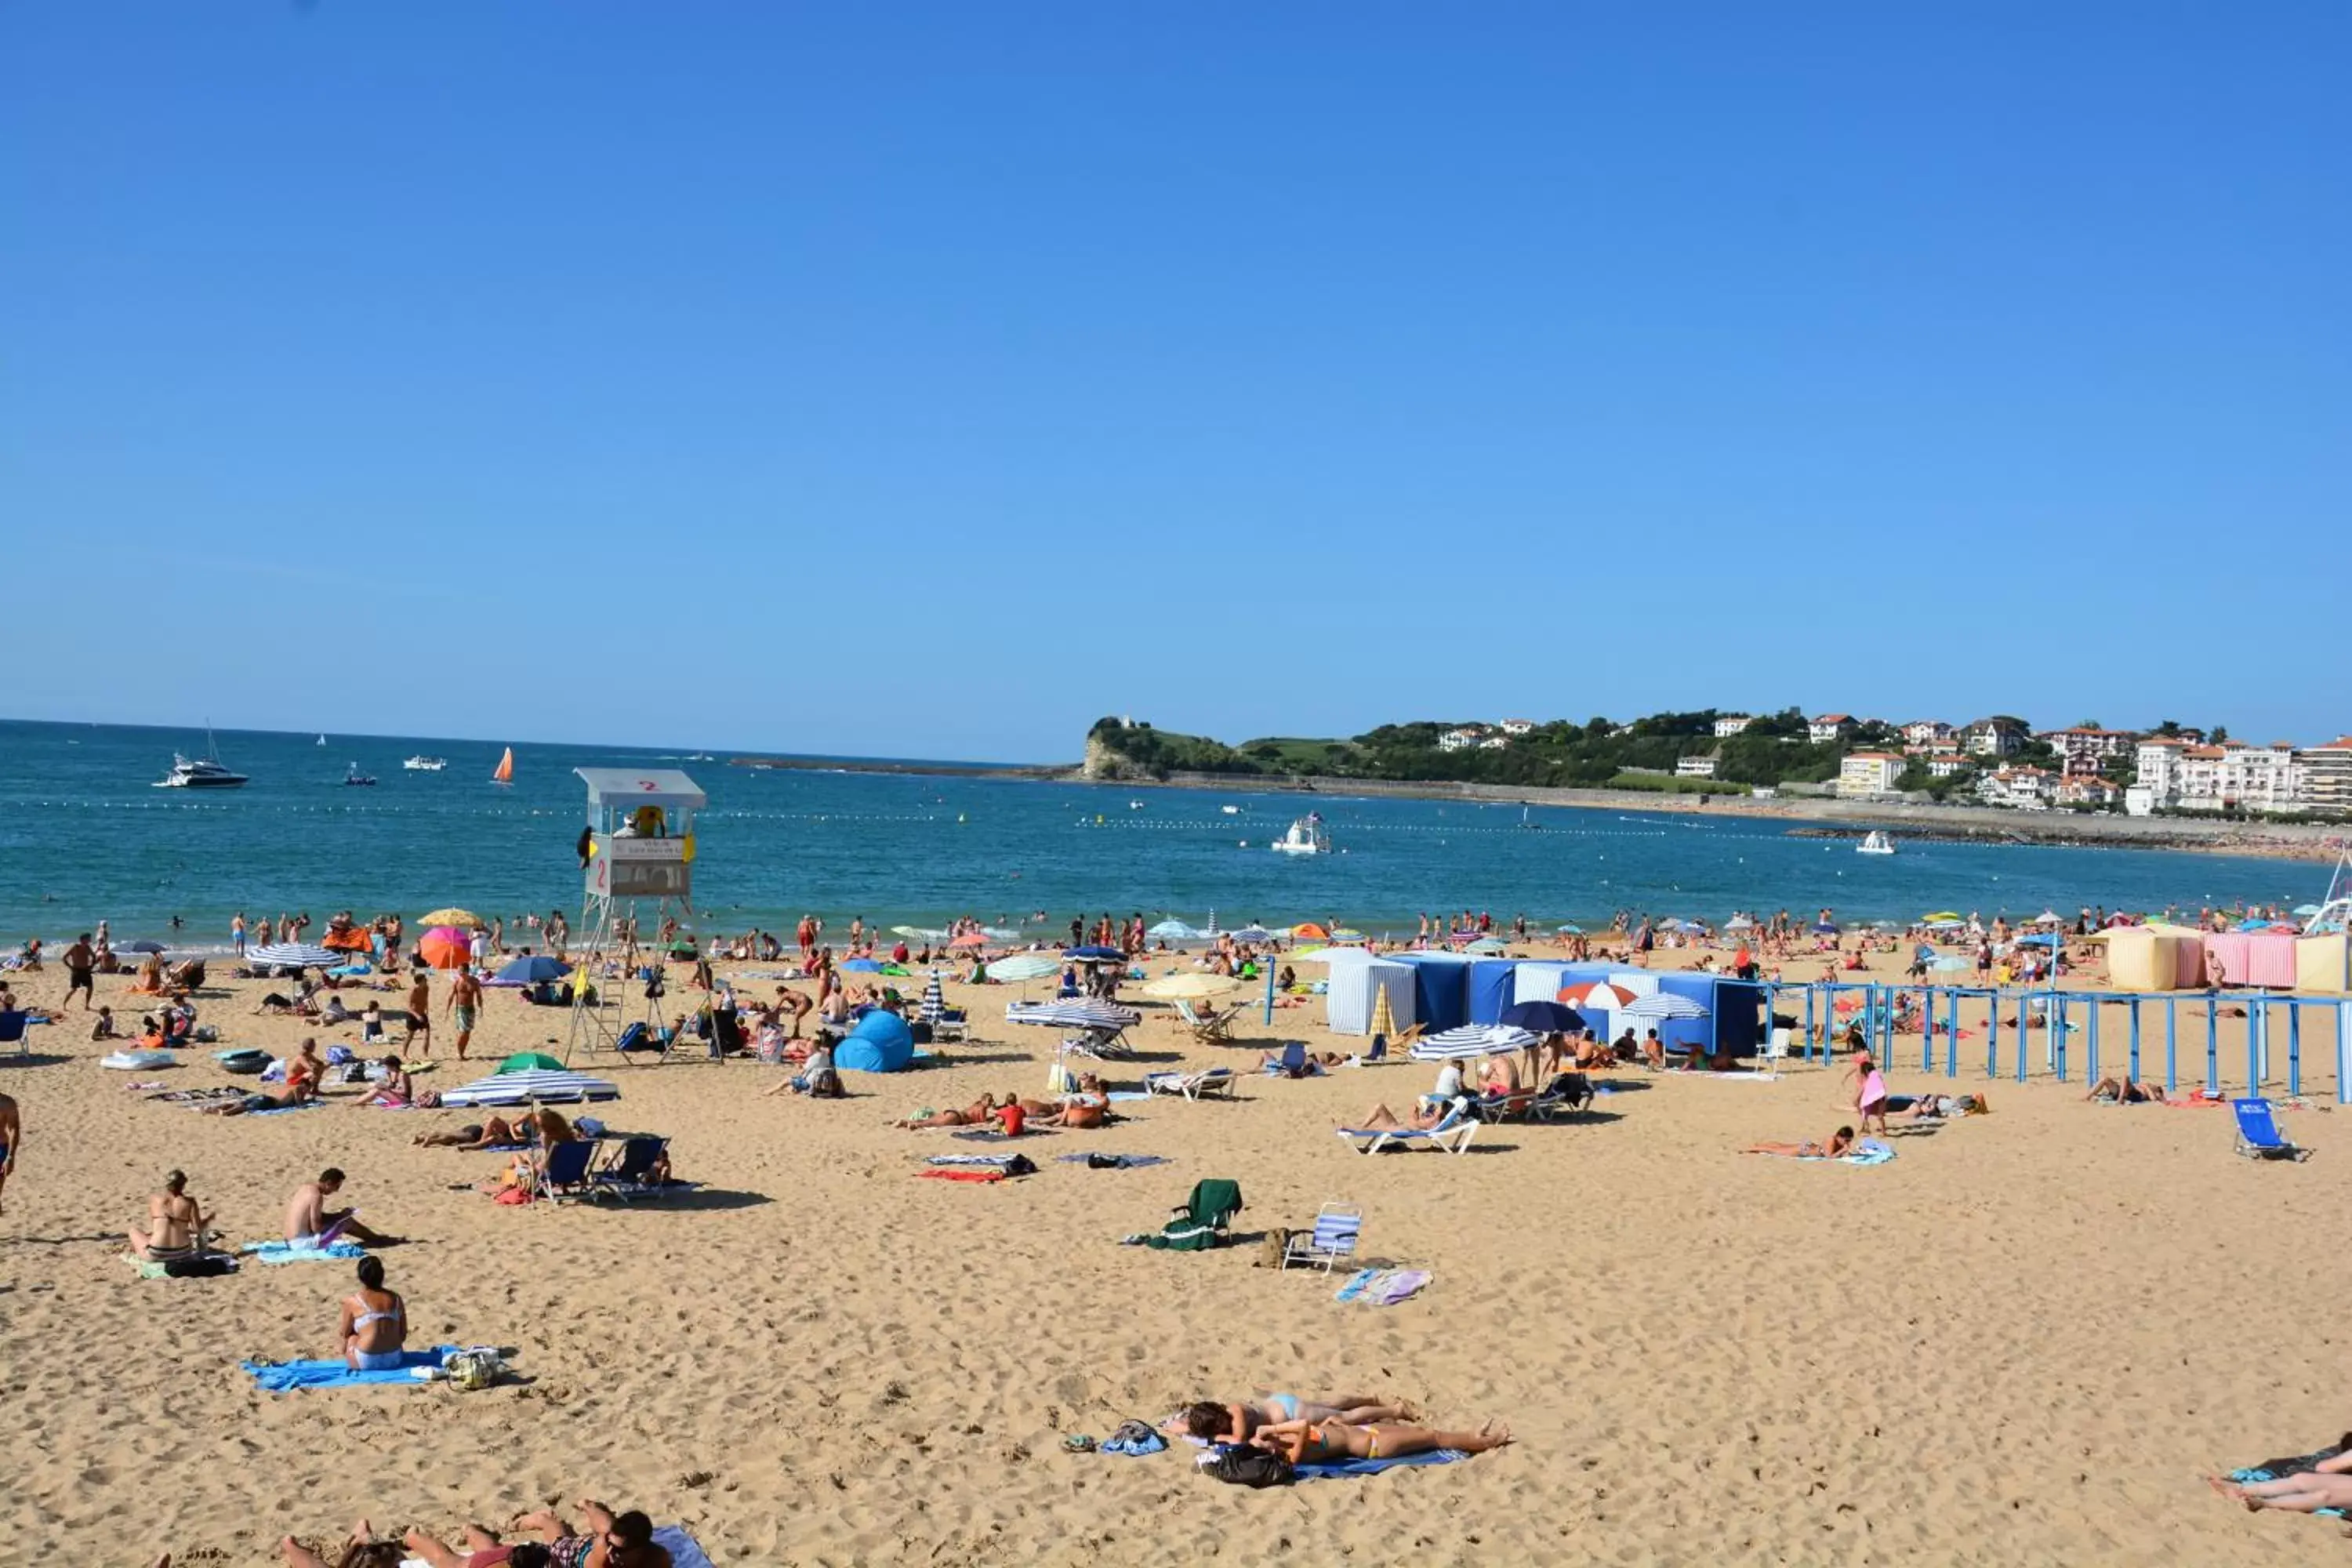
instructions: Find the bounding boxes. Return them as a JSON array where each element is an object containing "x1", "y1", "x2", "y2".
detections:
[
  {"x1": 2015, "y1": 992, "x2": 2029, "y2": 1083},
  {"x1": 2053, "y1": 994, "x2": 2068, "y2": 1083},
  {"x1": 2085, "y1": 996, "x2": 2098, "y2": 1087},
  {"x1": 2246, "y1": 997, "x2": 2262, "y2": 1094},
  {"x1": 2128, "y1": 999, "x2": 2141, "y2": 1083},
  {"x1": 1805, "y1": 985, "x2": 1817, "y2": 1065},
  {"x1": 1945, "y1": 989, "x2": 1959, "y2": 1078},
  {"x1": 2164, "y1": 997, "x2": 2176, "y2": 1097},
  {"x1": 2288, "y1": 1002, "x2": 2302, "y2": 1099},
  {"x1": 2205, "y1": 997, "x2": 2220, "y2": 1094},
  {"x1": 1987, "y1": 989, "x2": 2001, "y2": 1080}
]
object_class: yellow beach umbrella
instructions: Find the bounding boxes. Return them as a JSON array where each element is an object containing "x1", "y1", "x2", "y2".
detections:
[
  {"x1": 1369, "y1": 985, "x2": 1396, "y2": 1042},
  {"x1": 419, "y1": 907, "x2": 485, "y2": 929}
]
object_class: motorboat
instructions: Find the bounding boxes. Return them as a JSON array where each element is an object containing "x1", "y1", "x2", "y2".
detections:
[
  {"x1": 1857, "y1": 830, "x2": 1896, "y2": 855},
  {"x1": 1270, "y1": 811, "x2": 1331, "y2": 855},
  {"x1": 1220, "y1": 804, "x2": 1242, "y2": 815},
  {"x1": 1129, "y1": 800, "x2": 1145, "y2": 810},
  {"x1": 403, "y1": 755, "x2": 447, "y2": 771},
  {"x1": 154, "y1": 728, "x2": 248, "y2": 789},
  {"x1": 343, "y1": 764, "x2": 378, "y2": 787}
]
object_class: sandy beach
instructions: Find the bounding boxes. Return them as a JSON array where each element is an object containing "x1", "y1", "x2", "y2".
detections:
[{"x1": 4, "y1": 943, "x2": 2348, "y2": 1567}]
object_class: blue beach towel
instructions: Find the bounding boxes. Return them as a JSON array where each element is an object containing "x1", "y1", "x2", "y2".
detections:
[
  {"x1": 244, "y1": 1100, "x2": 325, "y2": 1117},
  {"x1": 240, "y1": 1240, "x2": 366, "y2": 1265},
  {"x1": 1054, "y1": 1152, "x2": 1170, "y2": 1169},
  {"x1": 652, "y1": 1526, "x2": 714, "y2": 1568},
  {"x1": 241, "y1": 1345, "x2": 455, "y2": 1391},
  {"x1": 1296, "y1": 1447, "x2": 1468, "y2": 1481},
  {"x1": 1839, "y1": 1140, "x2": 1896, "y2": 1167}
]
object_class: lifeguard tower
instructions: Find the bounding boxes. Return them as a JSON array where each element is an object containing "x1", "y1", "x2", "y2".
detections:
[{"x1": 566, "y1": 767, "x2": 706, "y2": 1062}]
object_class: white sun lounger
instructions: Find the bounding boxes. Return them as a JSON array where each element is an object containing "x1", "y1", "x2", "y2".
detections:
[
  {"x1": 1145, "y1": 1067, "x2": 1237, "y2": 1101},
  {"x1": 1334, "y1": 1098, "x2": 1476, "y2": 1156}
]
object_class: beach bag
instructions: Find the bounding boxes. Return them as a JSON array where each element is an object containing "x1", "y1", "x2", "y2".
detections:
[
  {"x1": 162, "y1": 1254, "x2": 233, "y2": 1279},
  {"x1": 445, "y1": 1348, "x2": 503, "y2": 1391},
  {"x1": 1203, "y1": 1446, "x2": 1294, "y2": 1487}
]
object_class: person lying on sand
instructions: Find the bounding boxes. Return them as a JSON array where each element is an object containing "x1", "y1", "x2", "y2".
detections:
[
  {"x1": 2085, "y1": 1075, "x2": 2157, "y2": 1104},
  {"x1": 1259, "y1": 1047, "x2": 1344, "y2": 1076},
  {"x1": 287, "y1": 1168, "x2": 397, "y2": 1247},
  {"x1": 1250, "y1": 1417, "x2": 1512, "y2": 1465},
  {"x1": 1344, "y1": 1101, "x2": 1457, "y2": 1134},
  {"x1": 2207, "y1": 1468, "x2": 2352, "y2": 1515},
  {"x1": 891, "y1": 1094, "x2": 1003, "y2": 1129},
  {"x1": 401, "y1": 1524, "x2": 552, "y2": 1568},
  {"x1": 279, "y1": 1518, "x2": 404, "y2": 1568},
  {"x1": 412, "y1": 1115, "x2": 521, "y2": 1149},
  {"x1": 125, "y1": 1169, "x2": 210, "y2": 1259},
  {"x1": 1895, "y1": 1092, "x2": 1987, "y2": 1120},
  {"x1": 1743, "y1": 1127, "x2": 1857, "y2": 1159},
  {"x1": 1023, "y1": 1080, "x2": 1112, "y2": 1128},
  {"x1": 201, "y1": 1076, "x2": 318, "y2": 1116},
  {"x1": 1180, "y1": 1395, "x2": 1418, "y2": 1444},
  {"x1": 510, "y1": 1499, "x2": 671, "y2": 1568}
]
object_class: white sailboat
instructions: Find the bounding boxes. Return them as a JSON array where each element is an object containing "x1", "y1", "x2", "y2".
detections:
[{"x1": 1857, "y1": 830, "x2": 1896, "y2": 855}]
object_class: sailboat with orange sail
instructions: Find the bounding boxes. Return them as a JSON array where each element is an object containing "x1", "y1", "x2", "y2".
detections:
[{"x1": 491, "y1": 746, "x2": 514, "y2": 786}]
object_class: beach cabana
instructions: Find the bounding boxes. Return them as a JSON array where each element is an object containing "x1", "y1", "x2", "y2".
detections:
[
  {"x1": 2105, "y1": 926, "x2": 2207, "y2": 992},
  {"x1": 1466, "y1": 959, "x2": 1519, "y2": 1025},
  {"x1": 1387, "y1": 951, "x2": 1474, "y2": 1035},
  {"x1": 1325, "y1": 955, "x2": 1416, "y2": 1036},
  {"x1": 2294, "y1": 935, "x2": 2349, "y2": 995}
]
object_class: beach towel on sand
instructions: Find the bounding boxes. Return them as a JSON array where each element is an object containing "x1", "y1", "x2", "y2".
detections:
[
  {"x1": 2227, "y1": 1434, "x2": 2352, "y2": 1517},
  {"x1": 1196, "y1": 1444, "x2": 1467, "y2": 1483},
  {"x1": 1335, "y1": 1268, "x2": 1431, "y2": 1306},
  {"x1": 243, "y1": 1346, "x2": 456, "y2": 1391},
  {"x1": 241, "y1": 1239, "x2": 368, "y2": 1264}
]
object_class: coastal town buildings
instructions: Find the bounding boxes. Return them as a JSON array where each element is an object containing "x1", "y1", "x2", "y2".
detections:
[
  {"x1": 1976, "y1": 765, "x2": 2055, "y2": 809},
  {"x1": 1711, "y1": 715, "x2": 1752, "y2": 738},
  {"x1": 2297, "y1": 739, "x2": 2352, "y2": 814},
  {"x1": 1808, "y1": 713, "x2": 1855, "y2": 744},
  {"x1": 1675, "y1": 755, "x2": 1719, "y2": 778},
  {"x1": 1837, "y1": 752, "x2": 1903, "y2": 798},
  {"x1": 1901, "y1": 720, "x2": 1955, "y2": 746},
  {"x1": 1964, "y1": 717, "x2": 2027, "y2": 758},
  {"x1": 2036, "y1": 726, "x2": 2140, "y2": 776}
]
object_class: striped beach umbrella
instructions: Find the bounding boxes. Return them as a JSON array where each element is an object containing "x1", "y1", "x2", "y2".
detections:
[
  {"x1": 1410, "y1": 1024, "x2": 1538, "y2": 1062},
  {"x1": 1367, "y1": 985, "x2": 1396, "y2": 1042},
  {"x1": 1622, "y1": 992, "x2": 1709, "y2": 1022},
  {"x1": 440, "y1": 1068, "x2": 620, "y2": 1107},
  {"x1": 1006, "y1": 1000, "x2": 1141, "y2": 1030},
  {"x1": 988, "y1": 954, "x2": 1061, "y2": 982},
  {"x1": 919, "y1": 971, "x2": 946, "y2": 1023},
  {"x1": 247, "y1": 942, "x2": 342, "y2": 971},
  {"x1": 1230, "y1": 926, "x2": 1276, "y2": 944},
  {"x1": 1558, "y1": 981, "x2": 1638, "y2": 1010}
]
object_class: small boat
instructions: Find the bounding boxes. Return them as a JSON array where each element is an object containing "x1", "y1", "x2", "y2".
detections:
[
  {"x1": 154, "y1": 727, "x2": 248, "y2": 789},
  {"x1": 403, "y1": 756, "x2": 446, "y2": 771},
  {"x1": 316, "y1": 733, "x2": 326, "y2": 746},
  {"x1": 683, "y1": 751, "x2": 714, "y2": 762},
  {"x1": 1220, "y1": 804, "x2": 1241, "y2": 815},
  {"x1": 1129, "y1": 800, "x2": 1145, "y2": 810},
  {"x1": 1857, "y1": 830, "x2": 1896, "y2": 856},
  {"x1": 491, "y1": 746, "x2": 515, "y2": 786},
  {"x1": 343, "y1": 764, "x2": 377, "y2": 787},
  {"x1": 1270, "y1": 811, "x2": 1331, "y2": 855}
]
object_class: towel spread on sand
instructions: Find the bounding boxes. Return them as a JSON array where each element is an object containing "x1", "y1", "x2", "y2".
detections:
[
  {"x1": 241, "y1": 1240, "x2": 368, "y2": 1264},
  {"x1": 1054, "y1": 1152, "x2": 1170, "y2": 1169},
  {"x1": 242, "y1": 1346, "x2": 456, "y2": 1391},
  {"x1": 1335, "y1": 1268, "x2": 1431, "y2": 1306},
  {"x1": 1194, "y1": 1446, "x2": 1468, "y2": 1481},
  {"x1": 125, "y1": 1252, "x2": 238, "y2": 1280},
  {"x1": 2227, "y1": 1434, "x2": 2352, "y2": 1517}
]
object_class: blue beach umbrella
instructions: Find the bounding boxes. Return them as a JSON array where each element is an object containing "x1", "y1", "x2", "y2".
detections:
[
  {"x1": 1500, "y1": 1000, "x2": 1587, "y2": 1035},
  {"x1": 493, "y1": 955, "x2": 572, "y2": 985}
]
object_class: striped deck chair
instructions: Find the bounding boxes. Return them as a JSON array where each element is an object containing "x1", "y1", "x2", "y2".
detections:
[{"x1": 1279, "y1": 1203, "x2": 1363, "y2": 1272}]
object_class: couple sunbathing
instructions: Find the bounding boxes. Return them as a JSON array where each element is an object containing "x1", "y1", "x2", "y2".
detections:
[
  {"x1": 273, "y1": 1498, "x2": 668, "y2": 1568},
  {"x1": 1178, "y1": 1394, "x2": 1511, "y2": 1465},
  {"x1": 893, "y1": 1079, "x2": 1112, "y2": 1132}
]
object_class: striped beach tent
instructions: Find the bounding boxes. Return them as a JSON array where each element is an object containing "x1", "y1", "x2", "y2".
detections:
[
  {"x1": 1409, "y1": 1024, "x2": 1538, "y2": 1062},
  {"x1": 246, "y1": 942, "x2": 342, "y2": 971},
  {"x1": 439, "y1": 1069, "x2": 620, "y2": 1107}
]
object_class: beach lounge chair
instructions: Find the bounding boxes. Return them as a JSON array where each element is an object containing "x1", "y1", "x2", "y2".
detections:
[
  {"x1": 2233, "y1": 1098, "x2": 2312, "y2": 1162},
  {"x1": 590, "y1": 1135, "x2": 672, "y2": 1201},
  {"x1": 0, "y1": 1009, "x2": 27, "y2": 1057},
  {"x1": 1525, "y1": 1073, "x2": 1594, "y2": 1122},
  {"x1": 931, "y1": 1007, "x2": 969, "y2": 1044},
  {"x1": 1065, "y1": 1025, "x2": 1134, "y2": 1061},
  {"x1": 533, "y1": 1138, "x2": 601, "y2": 1203},
  {"x1": 1336, "y1": 1098, "x2": 1477, "y2": 1156},
  {"x1": 1129, "y1": 1178, "x2": 1244, "y2": 1250},
  {"x1": 1279, "y1": 1203, "x2": 1363, "y2": 1272},
  {"x1": 1145, "y1": 1067, "x2": 1237, "y2": 1101},
  {"x1": 1174, "y1": 999, "x2": 1243, "y2": 1044},
  {"x1": 1468, "y1": 1089, "x2": 1535, "y2": 1123}
]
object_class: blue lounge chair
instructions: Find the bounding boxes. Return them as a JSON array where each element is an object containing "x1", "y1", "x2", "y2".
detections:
[
  {"x1": 1336, "y1": 1098, "x2": 1477, "y2": 1156},
  {"x1": 0, "y1": 1010, "x2": 27, "y2": 1057},
  {"x1": 590, "y1": 1135, "x2": 672, "y2": 1201},
  {"x1": 1264, "y1": 1041, "x2": 1322, "y2": 1079},
  {"x1": 534, "y1": 1138, "x2": 601, "y2": 1203},
  {"x1": 2233, "y1": 1098, "x2": 2311, "y2": 1162},
  {"x1": 1279, "y1": 1203, "x2": 1363, "y2": 1272}
]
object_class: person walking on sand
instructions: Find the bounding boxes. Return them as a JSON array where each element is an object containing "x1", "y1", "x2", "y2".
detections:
[
  {"x1": 0, "y1": 1089, "x2": 18, "y2": 1215},
  {"x1": 1845, "y1": 1050, "x2": 1890, "y2": 1137},
  {"x1": 403, "y1": 970, "x2": 433, "y2": 1060},
  {"x1": 61, "y1": 932, "x2": 97, "y2": 1012},
  {"x1": 447, "y1": 967, "x2": 483, "y2": 1062}
]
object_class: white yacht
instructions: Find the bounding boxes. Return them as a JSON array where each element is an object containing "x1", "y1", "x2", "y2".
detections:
[
  {"x1": 155, "y1": 728, "x2": 248, "y2": 789},
  {"x1": 1857, "y1": 830, "x2": 1896, "y2": 855},
  {"x1": 1270, "y1": 811, "x2": 1331, "y2": 855},
  {"x1": 403, "y1": 755, "x2": 447, "y2": 771}
]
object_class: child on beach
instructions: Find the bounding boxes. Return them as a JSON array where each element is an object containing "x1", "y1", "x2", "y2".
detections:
[{"x1": 1846, "y1": 1051, "x2": 1890, "y2": 1136}]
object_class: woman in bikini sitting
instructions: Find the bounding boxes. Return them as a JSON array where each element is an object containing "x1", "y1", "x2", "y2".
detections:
[
  {"x1": 1181, "y1": 1394, "x2": 1418, "y2": 1444},
  {"x1": 339, "y1": 1255, "x2": 408, "y2": 1371},
  {"x1": 891, "y1": 1093, "x2": 1003, "y2": 1129},
  {"x1": 1250, "y1": 1416, "x2": 1512, "y2": 1465}
]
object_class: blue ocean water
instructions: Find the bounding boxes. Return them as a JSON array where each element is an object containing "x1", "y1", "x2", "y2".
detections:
[{"x1": 0, "y1": 719, "x2": 2324, "y2": 948}]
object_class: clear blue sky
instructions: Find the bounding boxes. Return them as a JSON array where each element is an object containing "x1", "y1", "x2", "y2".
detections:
[{"x1": 5, "y1": 3, "x2": 2344, "y2": 760}]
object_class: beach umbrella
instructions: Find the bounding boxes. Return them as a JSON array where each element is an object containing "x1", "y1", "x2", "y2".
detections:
[
  {"x1": 988, "y1": 954, "x2": 1060, "y2": 982},
  {"x1": 2033, "y1": 909, "x2": 2063, "y2": 926},
  {"x1": 1723, "y1": 916, "x2": 1755, "y2": 931},
  {"x1": 919, "y1": 971, "x2": 946, "y2": 1022},
  {"x1": 419, "y1": 908, "x2": 485, "y2": 930},
  {"x1": 1368, "y1": 986, "x2": 1396, "y2": 1041},
  {"x1": 1923, "y1": 911, "x2": 1962, "y2": 923},
  {"x1": 248, "y1": 942, "x2": 342, "y2": 971},
  {"x1": 1230, "y1": 926, "x2": 1276, "y2": 944},
  {"x1": 1500, "y1": 1000, "x2": 1586, "y2": 1035},
  {"x1": 891, "y1": 924, "x2": 942, "y2": 940},
  {"x1": 1555, "y1": 923, "x2": 1584, "y2": 935},
  {"x1": 1624, "y1": 993, "x2": 1709, "y2": 1022},
  {"x1": 417, "y1": 929, "x2": 473, "y2": 970},
  {"x1": 2293, "y1": 904, "x2": 2323, "y2": 917},
  {"x1": 949, "y1": 931, "x2": 988, "y2": 949},
  {"x1": 1558, "y1": 981, "x2": 1638, "y2": 1010},
  {"x1": 1812, "y1": 920, "x2": 1840, "y2": 935},
  {"x1": 1930, "y1": 956, "x2": 1971, "y2": 973},
  {"x1": 1410, "y1": 1024, "x2": 1538, "y2": 1062},
  {"x1": 2016, "y1": 932, "x2": 2060, "y2": 947},
  {"x1": 440, "y1": 1068, "x2": 619, "y2": 1107},
  {"x1": 1062, "y1": 945, "x2": 1126, "y2": 962},
  {"x1": 1465, "y1": 937, "x2": 1509, "y2": 955},
  {"x1": 1005, "y1": 1000, "x2": 1142, "y2": 1030},
  {"x1": 1147, "y1": 920, "x2": 1199, "y2": 941},
  {"x1": 1140, "y1": 973, "x2": 1243, "y2": 1000},
  {"x1": 492, "y1": 955, "x2": 571, "y2": 985},
  {"x1": 1291, "y1": 923, "x2": 1329, "y2": 940},
  {"x1": 495, "y1": 1051, "x2": 565, "y2": 1074},
  {"x1": 1329, "y1": 927, "x2": 1366, "y2": 942},
  {"x1": 125, "y1": 939, "x2": 169, "y2": 954}
]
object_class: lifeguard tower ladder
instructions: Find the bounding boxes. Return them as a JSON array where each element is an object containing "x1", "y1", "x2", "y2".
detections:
[{"x1": 564, "y1": 767, "x2": 707, "y2": 1063}]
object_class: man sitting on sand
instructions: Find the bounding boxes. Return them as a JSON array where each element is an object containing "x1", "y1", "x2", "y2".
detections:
[
  {"x1": 126, "y1": 1169, "x2": 211, "y2": 1259},
  {"x1": 1743, "y1": 1127, "x2": 1857, "y2": 1159},
  {"x1": 891, "y1": 1093, "x2": 1005, "y2": 1129},
  {"x1": 286, "y1": 1167, "x2": 398, "y2": 1248},
  {"x1": 412, "y1": 1113, "x2": 521, "y2": 1149},
  {"x1": 1250, "y1": 1416, "x2": 1512, "y2": 1465},
  {"x1": 509, "y1": 1499, "x2": 671, "y2": 1568},
  {"x1": 1181, "y1": 1394, "x2": 1419, "y2": 1445}
]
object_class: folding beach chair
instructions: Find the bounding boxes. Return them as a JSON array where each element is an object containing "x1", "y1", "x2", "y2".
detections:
[
  {"x1": 1176, "y1": 1000, "x2": 1241, "y2": 1044},
  {"x1": 1065, "y1": 1026, "x2": 1135, "y2": 1061},
  {"x1": 2232, "y1": 1098, "x2": 2312, "y2": 1162},
  {"x1": 1335, "y1": 1098, "x2": 1477, "y2": 1156},
  {"x1": 1145, "y1": 1067, "x2": 1236, "y2": 1101},
  {"x1": 0, "y1": 1010, "x2": 27, "y2": 1057},
  {"x1": 532, "y1": 1138, "x2": 601, "y2": 1203},
  {"x1": 590, "y1": 1135, "x2": 672, "y2": 1202},
  {"x1": 1131, "y1": 1178, "x2": 1244, "y2": 1250},
  {"x1": 1279, "y1": 1203, "x2": 1363, "y2": 1273},
  {"x1": 1468, "y1": 1089, "x2": 1535, "y2": 1123},
  {"x1": 1525, "y1": 1073, "x2": 1594, "y2": 1122}
]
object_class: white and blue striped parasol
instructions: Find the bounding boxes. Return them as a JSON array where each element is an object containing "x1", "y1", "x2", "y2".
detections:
[
  {"x1": 1229, "y1": 925, "x2": 1276, "y2": 944},
  {"x1": 1006, "y1": 1000, "x2": 1141, "y2": 1030},
  {"x1": 1410, "y1": 1024, "x2": 1539, "y2": 1062},
  {"x1": 246, "y1": 942, "x2": 343, "y2": 971},
  {"x1": 919, "y1": 971, "x2": 946, "y2": 1023},
  {"x1": 1622, "y1": 992, "x2": 1710, "y2": 1021},
  {"x1": 440, "y1": 1069, "x2": 621, "y2": 1107}
]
